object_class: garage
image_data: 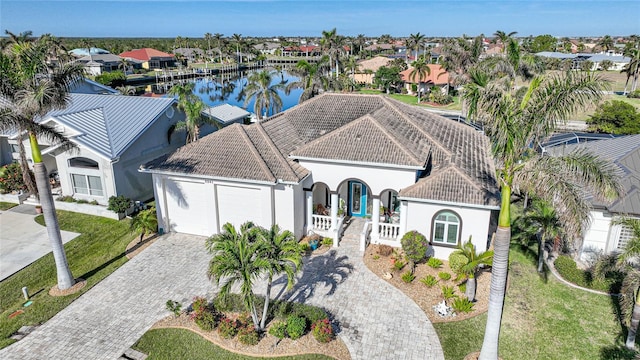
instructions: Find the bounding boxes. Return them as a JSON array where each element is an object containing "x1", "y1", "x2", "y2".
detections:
[
  {"x1": 216, "y1": 184, "x2": 264, "y2": 230},
  {"x1": 163, "y1": 178, "x2": 215, "y2": 236}
]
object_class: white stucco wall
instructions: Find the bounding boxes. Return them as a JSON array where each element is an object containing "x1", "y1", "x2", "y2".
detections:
[
  {"x1": 298, "y1": 159, "x2": 417, "y2": 195},
  {"x1": 273, "y1": 183, "x2": 305, "y2": 239},
  {"x1": 404, "y1": 200, "x2": 494, "y2": 260},
  {"x1": 55, "y1": 147, "x2": 114, "y2": 204},
  {"x1": 581, "y1": 210, "x2": 614, "y2": 259}
]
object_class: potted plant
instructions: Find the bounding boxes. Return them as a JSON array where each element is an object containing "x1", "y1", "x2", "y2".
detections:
[{"x1": 35, "y1": 205, "x2": 42, "y2": 214}]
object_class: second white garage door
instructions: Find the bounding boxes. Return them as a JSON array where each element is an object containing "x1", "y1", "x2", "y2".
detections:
[
  {"x1": 164, "y1": 178, "x2": 215, "y2": 236},
  {"x1": 216, "y1": 184, "x2": 263, "y2": 230}
]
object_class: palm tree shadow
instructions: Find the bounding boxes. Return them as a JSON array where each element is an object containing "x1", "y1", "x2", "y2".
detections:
[{"x1": 272, "y1": 250, "x2": 354, "y2": 304}]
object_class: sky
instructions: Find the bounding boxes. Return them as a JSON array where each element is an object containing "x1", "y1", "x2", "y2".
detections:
[{"x1": 1, "y1": 0, "x2": 639, "y2": 38}]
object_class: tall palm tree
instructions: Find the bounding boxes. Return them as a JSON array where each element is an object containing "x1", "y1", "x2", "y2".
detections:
[
  {"x1": 472, "y1": 71, "x2": 622, "y2": 360},
  {"x1": 213, "y1": 33, "x2": 224, "y2": 63},
  {"x1": 232, "y1": 33, "x2": 243, "y2": 64},
  {"x1": 526, "y1": 199, "x2": 562, "y2": 272},
  {"x1": 321, "y1": 28, "x2": 340, "y2": 77},
  {"x1": 614, "y1": 218, "x2": 640, "y2": 349},
  {"x1": 621, "y1": 44, "x2": 640, "y2": 94},
  {"x1": 257, "y1": 224, "x2": 302, "y2": 330},
  {"x1": 493, "y1": 30, "x2": 518, "y2": 53},
  {"x1": 597, "y1": 35, "x2": 615, "y2": 52},
  {"x1": 240, "y1": 70, "x2": 285, "y2": 120},
  {"x1": 286, "y1": 56, "x2": 337, "y2": 103},
  {"x1": 206, "y1": 222, "x2": 269, "y2": 329},
  {"x1": 0, "y1": 35, "x2": 84, "y2": 291},
  {"x1": 204, "y1": 32, "x2": 212, "y2": 61},
  {"x1": 409, "y1": 59, "x2": 431, "y2": 103},
  {"x1": 355, "y1": 34, "x2": 366, "y2": 55},
  {"x1": 408, "y1": 32, "x2": 426, "y2": 63},
  {"x1": 452, "y1": 238, "x2": 493, "y2": 302},
  {"x1": 168, "y1": 83, "x2": 214, "y2": 143}
]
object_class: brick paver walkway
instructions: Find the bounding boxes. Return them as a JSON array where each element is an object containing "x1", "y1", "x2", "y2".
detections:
[{"x1": 0, "y1": 230, "x2": 444, "y2": 360}]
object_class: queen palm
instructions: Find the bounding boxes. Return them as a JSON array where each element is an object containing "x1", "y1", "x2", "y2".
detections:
[
  {"x1": 452, "y1": 238, "x2": 493, "y2": 302},
  {"x1": 493, "y1": 30, "x2": 517, "y2": 53},
  {"x1": 286, "y1": 56, "x2": 337, "y2": 103},
  {"x1": 213, "y1": 33, "x2": 224, "y2": 63},
  {"x1": 232, "y1": 33, "x2": 243, "y2": 64},
  {"x1": 408, "y1": 32, "x2": 426, "y2": 63},
  {"x1": 167, "y1": 83, "x2": 214, "y2": 143},
  {"x1": 240, "y1": 70, "x2": 285, "y2": 120},
  {"x1": 257, "y1": 224, "x2": 302, "y2": 330},
  {"x1": 409, "y1": 59, "x2": 431, "y2": 103},
  {"x1": 472, "y1": 71, "x2": 622, "y2": 360},
  {"x1": 0, "y1": 35, "x2": 84, "y2": 291},
  {"x1": 613, "y1": 218, "x2": 640, "y2": 349},
  {"x1": 320, "y1": 28, "x2": 339, "y2": 77}
]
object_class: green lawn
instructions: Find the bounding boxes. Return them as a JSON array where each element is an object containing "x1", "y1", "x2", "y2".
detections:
[
  {"x1": 358, "y1": 89, "x2": 462, "y2": 111},
  {"x1": 0, "y1": 202, "x2": 17, "y2": 211},
  {"x1": 434, "y1": 246, "x2": 636, "y2": 360},
  {"x1": 0, "y1": 210, "x2": 136, "y2": 349},
  {"x1": 133, "y1": 328, "x2": 334, "y2": 360}
]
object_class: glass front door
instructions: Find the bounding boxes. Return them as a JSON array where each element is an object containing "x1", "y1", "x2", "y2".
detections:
[{"x1": 348, "y1": 181, "x2": 367, "y2": 217}]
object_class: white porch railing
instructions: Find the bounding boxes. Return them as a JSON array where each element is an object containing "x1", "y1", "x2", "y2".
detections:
[
  {"x1": 379, "y1": 223, "x2": 401, "y2": 240},
  {"x1": 312, "y1": 214, "x2": 332, "y2": 231},
  {"x1": 360, "y1": 221, "x2": 372, "y2": 252}
]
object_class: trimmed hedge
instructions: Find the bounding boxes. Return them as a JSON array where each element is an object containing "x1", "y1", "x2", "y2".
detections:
[{"x1": 554, "y1": 255, "x2": 621, "y2": 293}]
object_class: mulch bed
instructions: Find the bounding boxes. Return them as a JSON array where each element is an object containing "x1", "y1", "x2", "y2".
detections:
[
  {"x1": 152, "y1": 313, "x2": 351, "y2": 360},
  {"x1": 363, "y1": 244, "x2": 490, "y2": 323},
  {"x1": 49, "y1": 278, "x2": 86, "y2": 297}
]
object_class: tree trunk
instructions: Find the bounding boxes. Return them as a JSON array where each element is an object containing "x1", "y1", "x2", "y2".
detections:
[
  {"x1": 537, "y1": 235, "x2": 545, "y2": 273},
  {"x1": 30, "y1": 133, "x2": 75, "y2": 290},
  {"x1": 626, "y1": 291, "x2": 640, "y2": 349},
  {"x1": 260, "y1": 275, "x2": 273, "y2": 331},
  {"x1": 17, "y1": 131, "x2": 37, "y2": 198},
  {"x1": 466, "y1": 275, "x2": 477, "y2": 302}
]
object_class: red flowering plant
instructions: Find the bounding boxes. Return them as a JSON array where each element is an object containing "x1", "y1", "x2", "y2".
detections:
[
  {"x1": 189, "y1": 296, "x2": 217, "y2": 331},
  {"x1": 0, "y1": 163, "x2": 30, "y2": 194},
  {"x1": 311, "y1": 318, "x2": 334, "y2": 343}
]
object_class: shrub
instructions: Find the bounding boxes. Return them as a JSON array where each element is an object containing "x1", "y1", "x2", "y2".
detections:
[
  {"x1": 218, "y1": 317, "x2": 239, "y2": 338},
  {"x1": 627, "y1": 90, "x2": 640, "y2": 99},
  {"x1": 401, "y1": 230, "x2": 428, "y2": 266},
  {"x1": 286, "y1": 315, "x2": 306, "y2": 340},
  {"x1": 378, "y1": 244, "x2": 393, "y2": 256},
  {"x1": 165, "y1": 299, "x2": 182, "y2": 317},
  {"x1": 322, "y1": 237, "x2": 333, "y2": 247},
  {"x1": 393, "y1": 259, "x2": 406, "y2": 271},
  {"x1": 89, "y1": 200, "x2": 99, "y2": 205},
  {"x1": 554, "y1": 255, "x2": 621, "y2": 292},
  {"x1": 420, "y1": 275, "x2": 438, "y2": 287},
  {"x1": 57, "y1": 195, "x2": 76, "y2": 202},
  {"x1": 107, "y1": 195, "x2": 131, "y2": 214},
  {"x1": 194, "y1": 310, "x2": 217, "y2": 331},
  {"x1": 95, "y1": 70, "x2": 126, "y2": 87},
  {"x1": 191, "y1": 296, "x2": 209, "y2": 314},
  {"x1": 77, "y1": 199, "x2": 89, "y2": 204},
  {"x1": 438, "y1": 272, "x2": 452, "y2": 281},
  {"x1": 299, "y1": 242, "x2": 310, "y2": 252},
  {"x1": 458, "y1": 282, "x2": 467, "y2": 294},
  {"x1": 238, "y1": 325, "x2": 260, "y2": 345},
  {"x1": 427, "y1": 257, "x2": 443, "y2": 268},
  {"x1": 587, "y1": 100, "x2": 640, "y2": 135},
  {"x1": 429, "y1": 90, "x2": 454, "y2": 105},
  {"x1": 311, "y1": 318, "x2": 334, "y2": 343},
  {"x1": 441, "y1": 285, "x2": 457, "y2": 302},
  {"x1": 401, "y1": 271, "x2": 416, "y2": 283},
  {"x1": 448, "y1": 253, "x2": 468, "y2": 274},
  {"x1": 0, "y1": 163, "x2": 30, "y2": 194},
  {"x1": 451, "y1": 297, "x2": 475, "y2": 313},
  {"x1": 268, "y1": 321, "x2": 287, "y2": 339}
]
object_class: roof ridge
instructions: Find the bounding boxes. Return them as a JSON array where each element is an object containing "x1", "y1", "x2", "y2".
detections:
[
  {"x1": 380, "y1": 97, "x2": 453, "y2": 157},
  {"x1": 98, "y1": 106, "x2": 117, "y2": 158},
  {"x1": 290, "y1": 113, "x2": 371, "y2": 155},
  {"x1": 446, "y1": 165, "x2": 483, "y2": 192},
  {"x1": 254, "y1": 122, "x2": 300, "y2": 180},
  {"x1": 236, "y1": 125, "x2": 277, "y2": 183},
  {"x1": 366, "y1": 115, "x2": 425, "y2": 166}
]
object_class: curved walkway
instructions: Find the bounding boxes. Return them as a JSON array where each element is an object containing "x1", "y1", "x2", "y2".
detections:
[{"x1": 0, "y1": 233, "x2": 443, "y2": 360}]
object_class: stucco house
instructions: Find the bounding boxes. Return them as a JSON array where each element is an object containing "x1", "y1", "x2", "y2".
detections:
[
  {"x1": 400, "y1": 64, "x2": 450, "y2": 97},
  {"x1": 549, "y1": 135, "x2": 640, "y2": 260},
  {"x1": 3, "y1": 94, "x2": 185, "y2": 205},
  {"x1": 142, "y1": 94, "x2": 500, "y2": 259},
  {"x1": 119, "y1": 48, "x2": 176, "y2": 70}
]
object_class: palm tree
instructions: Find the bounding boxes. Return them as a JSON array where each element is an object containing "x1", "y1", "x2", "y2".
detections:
[
  {"x1": 614, "y1": 218, "x2": 640, "y2": 349},
  {"x1": 621, "y1": 44, "x2": 640, "y2": 94},
  {"x1": 0, "y1": 35, "x2": 84, "y2": 291},
  {"x1": 493, "y1": 30, "x2": 518, "y2": 53},
  {"x1": 240, "y1": 70, "x2": 285, "y2": 120},
  {"x1": 168, "y1": 83, "x2": 214, "y2": 143},
  {"x1": 597, "y1": 35, "x2": 615, "y2": 52},
  {"x1": 206, "y1": 222, "x2": 269, "y2": 329},
  {"x1": 526, "y1": 199, "x2": 562, "y2": 273},
  {"x1": 119, "y1": 58, "x2": 130, "y2": 76},
  {"x1": 409, "y1": 59, "x2": 431, "y2": 103},
  {"x1": 378, "y1": 34, "x2": 392, "y2": 44},
  {"x1": 204, "y1": 32, "x2": 213, "y2": 61},
  {"x1": 408, "y1": 32, "x2": 426, "y2": 63},
  {"x1": 213, "y1": 33, "x2": 224, "y2": 63},
  {"x1": 452, "y1": 238, "x2": 493, "y2": 302},
  {"x1": 321, "y1": 28, "x2": 339, "y2": 77},
  {"x1": 257, "y1": 224, "x2": 302, "y2": 330},
  {"x1": 232, "y1": 33, "x2": 243, "y2": 64},
  {"x1": 115, "y1": 85, "x2": 136, "y2": 95},
  {"x1": 472, "y1": 71, "x2": 623, "y2": 360},
  {"x1": 130, "y1": 207, "x2": 158, "y2": 242},
  {"x1": 286, "y1": 56, "x2": 338, "y2": 103},
  {"x1": 355, "y1": 34, "x2": 366, "y2": 55}
]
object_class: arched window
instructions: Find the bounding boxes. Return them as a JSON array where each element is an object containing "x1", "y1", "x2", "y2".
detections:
[
  {"x1": 432, "y1": 211, "x2": 461, "y2": 245},
  {"x1": 68, "y1": 157, "x2": 99, "y2": 169}
]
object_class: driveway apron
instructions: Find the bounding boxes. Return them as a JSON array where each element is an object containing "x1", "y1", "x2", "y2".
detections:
[{"x1": 0, "y1": 233, "x2": 444, "y2": 360}]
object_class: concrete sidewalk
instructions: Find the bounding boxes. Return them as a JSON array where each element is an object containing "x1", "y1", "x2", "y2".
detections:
[{"x1": 0, "y1": 206, "x2": 79, "y2": 281}]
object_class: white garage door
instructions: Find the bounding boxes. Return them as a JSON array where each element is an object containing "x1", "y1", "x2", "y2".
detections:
[
  {"x1": 164, "y1": 179, "x2": 214, "y2": 236},
  {"x1": 217, "y1": 185, "x2": 263, "y2": 230}
]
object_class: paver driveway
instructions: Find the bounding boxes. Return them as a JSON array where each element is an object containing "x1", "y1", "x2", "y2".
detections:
[{"x1": 0, "y1": 232, "x2": 444, "y2": 360}]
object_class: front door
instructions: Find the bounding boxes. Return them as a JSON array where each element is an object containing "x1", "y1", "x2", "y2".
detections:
[{"x1": 348, "y1": 181, "x2": 367, "y2": 217}]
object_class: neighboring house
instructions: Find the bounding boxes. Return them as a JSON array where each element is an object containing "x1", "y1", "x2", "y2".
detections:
[
  {"x1": 69, "y1": 47, "x2": 111, "y2": 57},
  {"x1": 536, "y1": 51, "x2": 631, "y2": 71},
  {"x1": 119, "y1": 48, "x2": 176, "y2": 70},
  {"x1": 141, "y1": 94, "x2": 500, "y2": 259},
  {"x1": 202, "y1": 104, "x2": 250, "y2": 127},
  {"x1": 353, "y1": 56, "x2": 392, "y2": 84},
  {"x1": 76, "y1": 53, "x2": 123, "y2": 75},
  {"x1": 548, "y1": 135, "x2": 640, "y2": 260},
  {"x1": 3, "y1": 94, "x2": 185, "y2": 204},
  {"x1": 400, "y1": 64, "x2": 450, "y2": 96},
  {"x1": 173, "y1": 48, "x2": 205, "y2": 65},
  {"x1": 70, "y1": 78, "x2": 120, "y2": 95},
  {"x1": 254, "y1": 42, "x2": 281, "y2": 55}
]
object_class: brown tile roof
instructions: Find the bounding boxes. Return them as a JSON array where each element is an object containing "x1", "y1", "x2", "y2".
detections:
[
  {"x1": 400, "y1": 64, "x2": 450, "y2": 85},
  {"x1": 357, "y1": 56, "x2": 393, "y2": 72},
  {"x1": 144, "y1": 93, "x2": 499, "y2": 206}
]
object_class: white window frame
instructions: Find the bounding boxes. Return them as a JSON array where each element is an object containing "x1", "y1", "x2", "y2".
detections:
[
  {"x1": 432, "y1": 210, "x2": 461, "y2": 246},
  {"x1": 71, "y1": 174, "x2": 104, "y2": 197}
]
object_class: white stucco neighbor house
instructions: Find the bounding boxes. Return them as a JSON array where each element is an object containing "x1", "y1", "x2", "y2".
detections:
[
  {"x1": 141, "y1": 94, "x2": 500, "y2": 259},
  {"x1": 2, "y1": 93, "x2": 186, "y2": 205},
  {"x1": 549, "y1": 135, "x2": 640, "y2": 260}
]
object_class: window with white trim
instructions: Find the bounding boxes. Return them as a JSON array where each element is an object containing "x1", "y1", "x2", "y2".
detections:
[
  {"x1": 432, "y1": 211, "x2": 460, "y2": 245},
  {"x1": 617, "y1": 224, "x2": 635, "y2": 251},
  {"x1": 71, "y1": 174, "x2": 103, "y2": 196}
]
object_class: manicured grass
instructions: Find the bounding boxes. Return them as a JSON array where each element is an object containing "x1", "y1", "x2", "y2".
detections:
[
  {"x1": 0, "y1": 210, "x2": 135, "y2": 349},
  {"x1": 433, "y1": 246, "x2": 637, "y2": 359},
  {"x1": 358, "y1": 89, "x2": 462, "y2": 111},
  {"x1": 133, "y1": 328, "x2": 334, "y2": 360},
  {"x1": 0, "y1": 202, "x2": 17, "y2": 211}
]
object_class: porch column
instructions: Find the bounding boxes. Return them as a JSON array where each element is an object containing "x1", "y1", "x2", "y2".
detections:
[
  {"x1": 372, "y1": 197, "x2": 380, "y2": 242},
  {"x1": 305, "y1": 190, "x2": 313, "y2": 234},
  {"x1": 399, "y1": 200, "x2": 408, "y2": 238},
  {"x1": 330, "y1": 192, "x2": 339, "y2": 231}
]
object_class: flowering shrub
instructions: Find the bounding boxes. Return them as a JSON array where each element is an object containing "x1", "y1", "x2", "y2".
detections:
[
  {"x1": 218, "y1": 317, "x2": 240, "y2": 339},
  {"x1": 189, "y1": 297, "x2": 217, "y2": 331},
  {"x1": 311, "y1": 318, "x2": 334, "y2": 343},
  {"x1": 0, "y1": 163, "x2": 29, "y2": 194},
  {"x1": 238, "y1": 325, "x2": 260, "y2": 345}
]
